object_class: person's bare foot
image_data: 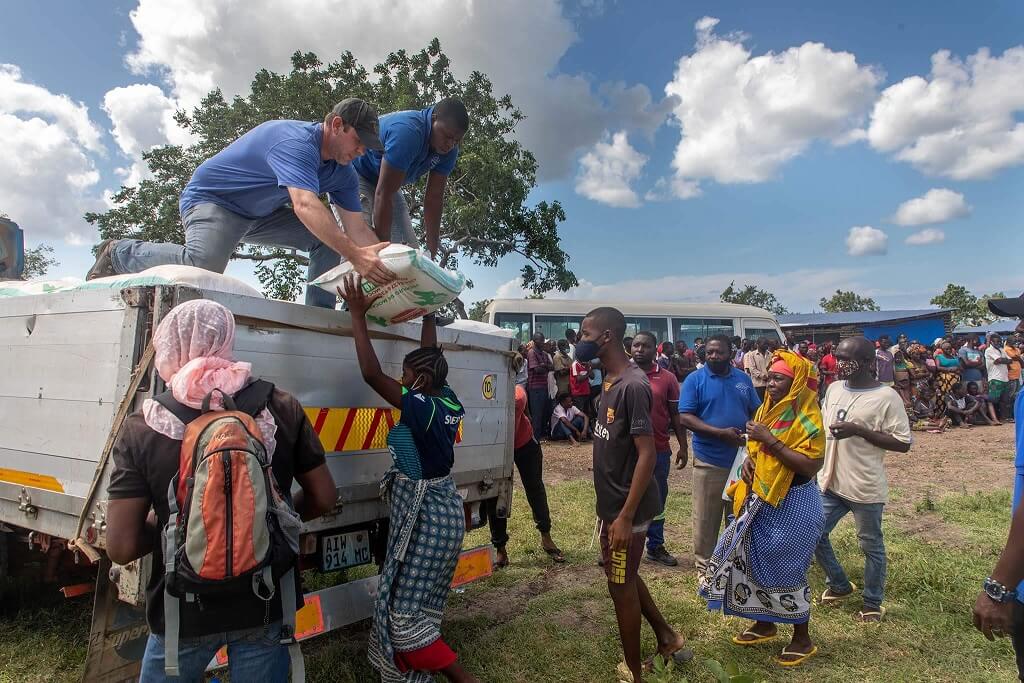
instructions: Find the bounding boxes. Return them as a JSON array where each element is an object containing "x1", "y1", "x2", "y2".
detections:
[
  {"x1": 734, "y1": 621, "x2": 778, "y2": 642},
  {"x1": 541, "y1": 533, "x2": 565, "y2": 562},
  {"x1": 494, "y1": 546, "x2": 509, "y2": 568}
]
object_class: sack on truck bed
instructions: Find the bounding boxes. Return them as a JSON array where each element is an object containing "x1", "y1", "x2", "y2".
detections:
[{"x1": 312, "y1": 245, "x2": 465, "y2": 326}]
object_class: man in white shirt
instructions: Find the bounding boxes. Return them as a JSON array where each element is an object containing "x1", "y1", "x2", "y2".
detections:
[
  {"x1": 987, "y1": 333, "x2": 1016, "y2": 421},
  {"x1": 743, "y1": 337, "x2": 771, "y2": 402},
  {"x1": 550, "y1": 392, "x2": 589, "y2": 444},
  {"x1": 815, "y1": 336, "x2": 912, "y2": 623}
]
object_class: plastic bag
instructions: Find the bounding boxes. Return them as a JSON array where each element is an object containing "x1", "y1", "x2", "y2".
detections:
[
  {"x1": 722, "y1": 444, "x2": 749, "y2": 501},
  {"x1": 312, "y1": 245, "x2": 465, "y2": 326}
]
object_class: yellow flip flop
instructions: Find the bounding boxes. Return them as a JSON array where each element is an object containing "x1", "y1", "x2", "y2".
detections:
[
  {"x1": 732, "y1": 628, "x2": 779, "y2": 646},
  {"x1": 777, "y1": 645, "x2": 818, "y2": 667}
]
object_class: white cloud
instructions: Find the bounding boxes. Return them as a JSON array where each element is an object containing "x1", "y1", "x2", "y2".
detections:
[
  {"x1": 868, "y1": 46, "x2": 1024, "y2": 179},
  {"x1": 493, "y1": 267, "x2": 865, "y2": 313},
  {"x1": 846, "y1": 226, "x2": 888, "y2": 256},
  {"x1": 905, "y1": 228, "x2": 946, "y2": 246},
  {"x1": 574, "y1": 131, "x2": 647, "y2": 208},
  {"x1": 891, "y1": 188, "x2": 970, "y2": 226},
  {"x1": 102, "y1": 83, "x2": 194, "y2": 185},
  {"x1": 644, "y1": 176, "x2": 702, "y2": 201},
  {"x1": 0, "y1": 65, "x2": 104, "y2": 243},
  {"x1": 123, "y1": 0, "x2": 674, "y2": 180},
  {"x1": 660, "y1": 17, "x2": 881, "y2": 198}
]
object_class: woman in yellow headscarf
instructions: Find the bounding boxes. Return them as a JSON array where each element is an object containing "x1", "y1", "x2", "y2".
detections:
[{"x1": 698, "y1": 350, "x2": 826, "y2": 669}]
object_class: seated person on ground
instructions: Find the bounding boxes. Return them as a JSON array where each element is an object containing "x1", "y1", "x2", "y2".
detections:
[
  {"x1": 945, "y1": 382, "x2": 981, "y2": 428},
  {"x1": 550, "y1": 392, "x2": 589, "y2": 443},
  {"x1": 966, "y1": 382, "x2": 1002, "y2": 425}
]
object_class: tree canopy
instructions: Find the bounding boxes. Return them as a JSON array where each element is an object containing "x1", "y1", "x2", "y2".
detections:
[
  {"x1": 719, "y1": 281, "x2": 789, "y2": 315},
  {"x1": 85, "y1": 41, "x2": 576, "y2": 306},
  {"x1": 818, "y1": 289, "x2": 880, "y2": 313},
  {"x1": 929, "y1": 283, "x2": 1004, "y2": 327},
  {"x1": 22, "y1": 244, "x2": 59, "y2": 279}
]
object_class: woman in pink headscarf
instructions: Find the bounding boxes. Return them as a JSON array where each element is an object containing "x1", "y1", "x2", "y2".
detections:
[{"x1": 143, "y1": 299, "x2": 275, "y2": 448}]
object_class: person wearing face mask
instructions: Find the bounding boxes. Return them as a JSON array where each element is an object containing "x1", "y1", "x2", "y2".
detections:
[
  {"x1": 678, "y1": 335, "x2": 762, "y2": 573},
  {"x1": 337, "y1": 273, "x2": 479, "y2": 683},
  {"x1": 577, "y1": 307, "x2": 691, "y2": 682},
  {"x1": 815, "y1": 337, "x2": 912, "y2": 624}
]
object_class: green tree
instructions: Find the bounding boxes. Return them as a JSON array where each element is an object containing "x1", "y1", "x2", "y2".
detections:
[
  {"x1": 23, "y1": 244, "x2": 59, "y2": 279},
  {"x1": 719, "y1": 281, "x2": 788, "y2": 315},
  {"x1": 930, "y1": 283, "x2": 1002, "y2": 327},
  {"x1": 467, "y1": 298, "x2": 492, "y2": 322},
  {"x1": 818, "y1": 289, "x2": 880, "y2": 312},
  {"x1": 85, "y1": 42, "x2": 575, "y2": 305}
]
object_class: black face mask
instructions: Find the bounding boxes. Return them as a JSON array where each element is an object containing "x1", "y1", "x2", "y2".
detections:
[
  {"x1": 574, "y1": 336, "x2": 605, "y2": 363},
  {"x1": 707, "y1": 358, "x2": 731, "y2": 374}
]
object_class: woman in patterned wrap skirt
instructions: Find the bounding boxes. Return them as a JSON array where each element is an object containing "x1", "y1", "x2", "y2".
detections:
[
  {"x1": 338, "y1": 274, "x2": 479, "y2": 683},
  {"x1": 698, "y1": 350, "x2": 826, "y2": 669}
]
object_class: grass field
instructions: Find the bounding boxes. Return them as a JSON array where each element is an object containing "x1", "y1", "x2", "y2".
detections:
[{"x1": 0, "y1": 428, "x2": 1019, "y2": 682}]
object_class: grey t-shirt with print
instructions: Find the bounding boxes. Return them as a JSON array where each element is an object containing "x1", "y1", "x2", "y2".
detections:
[{"x1": 592, "y1": 364, "x2": 661, "y2": 524}]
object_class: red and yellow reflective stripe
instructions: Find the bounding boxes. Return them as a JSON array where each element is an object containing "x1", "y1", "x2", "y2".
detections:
[{"x1": 304, "y1": 407, "x2": 463, "y2": 453}]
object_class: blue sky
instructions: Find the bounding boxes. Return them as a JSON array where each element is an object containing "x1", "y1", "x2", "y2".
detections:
[{"x1": 3, "y1": 1, "x2": 1022, "y2": 312}]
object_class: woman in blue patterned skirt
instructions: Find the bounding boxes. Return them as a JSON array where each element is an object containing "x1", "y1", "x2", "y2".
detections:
[{"x1": 338, "y1": 274, "x2": 479, "y2": 683}]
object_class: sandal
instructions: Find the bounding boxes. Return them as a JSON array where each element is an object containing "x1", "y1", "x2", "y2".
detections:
[
  {"x1": 543, "y1": 546, "x2": 566, "y2": 563},
  {"x1": 857, "y1": 606, "x2": 886, "y2": 623},
  {"x1": 777, "y1": 645, "x2": 818, "y2": 667},
  {"x1": 731, "y1": 628, "x2": 778, "y2": 646},
  {"x1": 820, "y1": 582, "x2": 857, "y2": 605}
]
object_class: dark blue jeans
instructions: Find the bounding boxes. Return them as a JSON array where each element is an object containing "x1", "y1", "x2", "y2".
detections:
[
  {"x1": 814, "y1": 489, "x2": 887, "y2": 610},
  {"x1": 646, "y1": 452, "x2": 671, "y2": 551},
  {"x1": 550, "y1": 415, "x2": 585, "y2": 440},
  {"x1": 527, "y1": 387, "x2": 549, "y2": 438},
  {"x1": 139, "y1": 620, "x2": 289, "y2": 682}
]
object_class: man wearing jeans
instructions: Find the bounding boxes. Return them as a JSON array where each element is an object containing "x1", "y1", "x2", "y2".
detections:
[
  {"x1": 630, "y1": 331, "x2": 688, "y2": 567},
  {"x1": 352, "y1": 99, "x2": 468, "y2": 256},
  {"x1": 815, "y1": 337, "x2": 912, "y2": 622},
  {"x1": 87, "y1": 99, "x2": 395, "y2": 307},
  {"x1": 679, "y1": 335, "x2": 761, "y2": 572},
  {"x1": 526, "y1": 333, "x2": 553, "y2": 438}
]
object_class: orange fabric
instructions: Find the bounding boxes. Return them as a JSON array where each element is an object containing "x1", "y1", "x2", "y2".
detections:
[
  {"x1": 1006, "y1": 344, "x2": 1021, "y2": 381},
  {"x1": 231, "y1": 453, "x2": 258, "y2": 574},
  {"x1": 199, "y1": 453, "x2": 227, "y2": 579},
  {"x1": 513, "y1": 385, "x2": 533, "y2": 449}
]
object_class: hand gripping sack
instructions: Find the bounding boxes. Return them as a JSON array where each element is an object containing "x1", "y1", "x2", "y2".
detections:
[
  {"x1": 311, "y1": 244, "x2": 465, "y2": 325},
  {"x1": 155, "y1": 382, "x2": 305, "y2": 681}
]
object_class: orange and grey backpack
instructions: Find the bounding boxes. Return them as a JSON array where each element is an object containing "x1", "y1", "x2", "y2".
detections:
[{"x1": 153, "y1": 382, "x2": 305, "y2": 680}]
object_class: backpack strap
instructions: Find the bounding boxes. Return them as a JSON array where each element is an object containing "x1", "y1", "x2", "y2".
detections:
[
  {"x1": 163, "y1": 475, "x2": 182, "y2": 676},
  {"x1": 279, "y1": 567, "x2": 305, "y2": 683},
  {"x1": 152, "y1": 379, "x2": 276, "y2": 425}
]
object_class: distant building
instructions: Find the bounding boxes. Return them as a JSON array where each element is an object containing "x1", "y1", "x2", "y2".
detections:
[
  {"x1": 953, "y1": 320, "x2": 1019, "y2": 338},
  {"x1": 778, "y1": 309, "x2": 954, "y2": 344}
]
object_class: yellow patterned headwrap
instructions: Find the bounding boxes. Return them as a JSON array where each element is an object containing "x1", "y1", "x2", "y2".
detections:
[{"x1": 727, "y1": 350, "x2": 825, "y2": 516}]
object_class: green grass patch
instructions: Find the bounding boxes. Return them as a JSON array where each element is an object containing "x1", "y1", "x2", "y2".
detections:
[{"x1": 0, "y1": 484, "x2": 1019, "y2": 682}]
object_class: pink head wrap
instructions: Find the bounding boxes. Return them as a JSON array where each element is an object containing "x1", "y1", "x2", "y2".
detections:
[
  {"x1": 769, "y1": 358, "x2": 795, "y2": 378},
  {"x1": 153, "y1": 299, "x2": 251, "y2": 409}
]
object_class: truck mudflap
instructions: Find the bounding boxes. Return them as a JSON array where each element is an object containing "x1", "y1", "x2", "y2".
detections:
[{"x1": 82, "y1": 546, "x2": 496, "y2": 679}]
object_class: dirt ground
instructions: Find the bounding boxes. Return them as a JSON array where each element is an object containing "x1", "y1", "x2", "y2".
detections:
[{"x1": 540, "y1": 423, "x2": 1018, "y2": 552}]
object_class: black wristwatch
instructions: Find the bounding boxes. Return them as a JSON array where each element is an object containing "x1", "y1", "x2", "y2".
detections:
[{"x1": 984, "y1": 577, "x2": 1016, "y2": 604}]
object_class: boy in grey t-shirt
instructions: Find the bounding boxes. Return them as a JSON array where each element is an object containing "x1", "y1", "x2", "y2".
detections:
[{"x1": 578, "y1": 307, "x2": 690, "y2": 681}]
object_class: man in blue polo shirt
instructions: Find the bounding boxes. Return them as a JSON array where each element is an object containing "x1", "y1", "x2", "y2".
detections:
[
  {"x1": 679, "y1": 334, "x2": 761, "y2": 571},
  {"x1": 352, "y1": 98, "x2": 469, "y2": 257},
  {"x1": 87, "y1": 99, "x2": 395, "y2": 308}
]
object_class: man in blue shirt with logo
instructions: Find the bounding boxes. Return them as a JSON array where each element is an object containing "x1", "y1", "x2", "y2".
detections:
[
  {"x1": 678, "y1": 334, "x2": 761, "y2": 571},
  {"x1": 87, "y1": 99, "x2": 395, "y2": 308},
  {"x1": 974, "y1": 295, "x2": 1024, "y2": 678},
  {"x1": 352, "y1": 98, "x2": 469, "y2": 257}
]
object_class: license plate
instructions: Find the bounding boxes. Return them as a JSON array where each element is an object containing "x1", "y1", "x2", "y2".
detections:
[{"x1": 320, "y1": 530, "x2": 371, "y2": 572}]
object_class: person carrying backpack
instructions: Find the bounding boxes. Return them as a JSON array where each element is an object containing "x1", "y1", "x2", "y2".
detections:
[{"x1": 106, "y1": 299, "x2": 337, "y2": 682}]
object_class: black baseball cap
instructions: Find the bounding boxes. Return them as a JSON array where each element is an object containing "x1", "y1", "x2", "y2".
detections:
[
  {"x1": 330, "y1": 98, "x2": 384, "y2": 151},
  {"x1": 988, "y1": 293, "x2": 1024, "y2": 318}
]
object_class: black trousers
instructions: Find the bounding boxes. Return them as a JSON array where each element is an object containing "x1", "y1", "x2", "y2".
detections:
[{"x1": 484, "y1": 438, "x2": 552, "y2": 548}]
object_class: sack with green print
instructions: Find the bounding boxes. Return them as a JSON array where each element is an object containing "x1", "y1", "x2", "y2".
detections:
[{"x1": 311, "y1": 245, "x2": 465, "y2": 326}]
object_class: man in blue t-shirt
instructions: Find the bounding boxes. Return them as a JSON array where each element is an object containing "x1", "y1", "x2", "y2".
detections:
[
  {"x1": 973, "y1": 295, "x2": 1024, "y2": 677},
  {"x1": 352, "y1": 98, "x2": 469, "y2": 257},
  {"x1": 678, "y1": 334, "x2": 761, "y2": 571},
  {"x1": 87, "y1": 99, "x2": 395, "y2": 308}
]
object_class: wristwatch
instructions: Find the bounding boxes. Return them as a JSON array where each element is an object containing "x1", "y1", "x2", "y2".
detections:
[{"x1": 983, "y1": 577, "x2": 1017, "y2": 604}]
